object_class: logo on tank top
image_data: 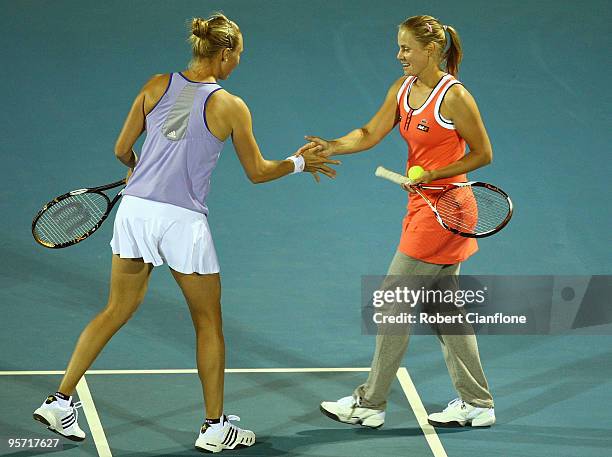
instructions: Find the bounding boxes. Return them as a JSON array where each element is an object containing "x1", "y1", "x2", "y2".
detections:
[
  {"x1": 416, "y1": 119, "x2": 429, "y2": 132},
  {"x1": 167, "y1": 130, "x2": 177, "y2": 139}
]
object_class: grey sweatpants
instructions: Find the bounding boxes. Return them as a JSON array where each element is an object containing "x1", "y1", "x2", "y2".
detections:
[{"x1": 354, "y1": 250, "x2": 494, "y2": 409}]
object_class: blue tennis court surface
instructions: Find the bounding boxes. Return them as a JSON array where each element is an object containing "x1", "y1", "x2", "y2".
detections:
[{"x1": 1, "y1": 0, "x2": 610, "y2": 456}]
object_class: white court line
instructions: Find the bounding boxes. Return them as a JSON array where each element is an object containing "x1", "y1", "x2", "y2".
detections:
[
  {"x1": 0, "y1": 367, "x2": 371, "y2": 375},
  {"x1": 76, "y1": 376, "x2": 113, "y2": 457},
  {"x1": 2, "y1": 367, "x2": 442, "y2": 456},
  {"x1": 0, "y1": 371, "x2": 66, "y2": 375},
  {"x1": 396, "y1": 367, "x2": 448, "y2": 457}
]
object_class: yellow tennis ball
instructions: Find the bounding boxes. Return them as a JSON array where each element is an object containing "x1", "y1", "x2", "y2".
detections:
[{"x1": 408, "y1": 165, "x2": 424, "y2": 180}]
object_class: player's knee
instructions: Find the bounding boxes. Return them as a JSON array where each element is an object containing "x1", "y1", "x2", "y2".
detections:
[
  {"x1": 102, "y1": 301, "x2": 140, "y2": 326},
  {"x1": 192, "y1": 315, "x2": 223, "y2": 335}
]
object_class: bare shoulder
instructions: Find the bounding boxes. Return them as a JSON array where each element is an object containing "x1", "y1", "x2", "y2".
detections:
[
  {"x1": 142, "y1": 73, "x2": 170, "y2": 94},
  {"x1": 440, "y1": 82, "x2": 486, "y2": 127},
  {"x1": 389, "y1": 75, "x2": 409, "y2": 94},
  {"x1": 224, "y1": 91, "x2": 248, "y2": 110},
  {"x1": 444, "y1": 83, "x2": 476, "y2": 109},
  {"x1": 394, "y1": 75, "x2": 410, "y2": 88},
  {"x1": 141, "y1": 74, "x2": 171, "y2": 113},
  {"x1": 209, "y1": 90, "x2": 250, "y2": 116},
  {"x1": 204, "y1": 90, "x2": 252, "y2": 139}
]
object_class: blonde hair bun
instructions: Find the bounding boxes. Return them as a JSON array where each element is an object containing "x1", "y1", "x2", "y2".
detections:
[
  {"x1": 188, "y1": 12, "x2": 240, "y2": 59},
  {"x1": 192, "y1": 18, "x2": 209, "y2": 38}
]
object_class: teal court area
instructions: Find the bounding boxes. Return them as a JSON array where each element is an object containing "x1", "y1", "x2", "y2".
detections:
[
  {"x1": 3, "y1": 334, "x2": 612, "y2": 456},
  {"x1": 2, "y1": 370, "x2": 443, "y2": 457},
  {"x1": 1, "y1": 0, "x2": 611, "y2": 456}
]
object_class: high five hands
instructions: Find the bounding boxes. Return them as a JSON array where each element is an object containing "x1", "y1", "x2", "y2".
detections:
[{"x1": 294, "y1": 136, "x2": 340, "y2": 182}]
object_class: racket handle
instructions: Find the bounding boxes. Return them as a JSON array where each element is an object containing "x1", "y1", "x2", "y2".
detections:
[{"x1": 375, "y1": 166, "x2": 413, "y2": 186}]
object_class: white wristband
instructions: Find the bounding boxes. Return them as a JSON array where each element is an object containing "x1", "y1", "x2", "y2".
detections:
[{"x1": 286, "y1": 155, "x2": 305, "y2": 174}]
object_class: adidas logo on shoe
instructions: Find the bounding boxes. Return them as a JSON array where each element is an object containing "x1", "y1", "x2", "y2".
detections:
[
  {"x1": 195, "y1": 414, "x2": 255, "y2": 453},
  {"x1": 33, "y1": 393, "x2": 86, "y2": 441}
]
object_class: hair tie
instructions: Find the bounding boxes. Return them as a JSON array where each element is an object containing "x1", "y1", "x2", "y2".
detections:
[
  {"x1": 442, "y1": 25, "x2": 452, "y2": 53},
  {"x1": 425, "y1": 23, "x2": 432, "y2": 33}
]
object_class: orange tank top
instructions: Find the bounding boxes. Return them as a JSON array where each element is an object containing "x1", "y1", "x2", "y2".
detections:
[{"x1": 396, "y1": 74, "x2": 478, "y2": 264}]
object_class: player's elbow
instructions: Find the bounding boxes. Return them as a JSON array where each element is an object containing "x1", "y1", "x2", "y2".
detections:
[
  {"x1": 483, "y1": 149, "x2": 493, "y2": 165},
  {"x1": 247, "y1": 160, "x2": 273, "y2": 184},
  {"x1": 477, "y1": 149, "x2": 492, "y2": 166},
  {"x1": 247, "y1": 168, "x2": 267, "y2": 184},
  {"x1": 114, "y1": 143, "x2": 131, "y2": 161},
  {"x1": 359, "y1": 127, "x2": 378, "y2": 149}
]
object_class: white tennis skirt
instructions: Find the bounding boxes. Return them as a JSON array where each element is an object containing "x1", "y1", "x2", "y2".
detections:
[{"x1": 110, "y1": 195, "x2": 219, "y2": 274}]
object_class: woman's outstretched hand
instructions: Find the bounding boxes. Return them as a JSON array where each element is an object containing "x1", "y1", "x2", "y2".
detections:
[
  {"x1": 302, "y1": 135, "x2": 335, "y2": 157},
  {"x1": 293, "y1": 141, "x2": 341, "y2": 183}
]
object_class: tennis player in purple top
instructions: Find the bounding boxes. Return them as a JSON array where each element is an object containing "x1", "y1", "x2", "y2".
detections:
[{"x1": 32, "y1": 12, "x2": 338, "y2": 453}]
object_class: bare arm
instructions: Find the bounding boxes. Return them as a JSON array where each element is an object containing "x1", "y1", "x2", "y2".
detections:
[
  {"x1": 228, "y1": 95, "x2": 339, "y2": 183},
  {"x1": 114, "y1": 74, "x2": 169, "y2": 168},
  {"x1": 229, "y1": 96, "x2": 293, "y2": 183},
  {"x1": 114, "y1": 89, "x2": 143, "y2": 168},
  {"x1": 305, "y1": 77, "x2": 406, "y2": 156}
]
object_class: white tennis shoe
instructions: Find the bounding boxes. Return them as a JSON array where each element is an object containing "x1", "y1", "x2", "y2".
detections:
[
  {"x1": 320, "y1": 395, "x2": 386, "y2": 428},
  {"x1": 427, "y1": 398, "x2": 495, "y2": 427},
  {"x1": 195, "y1": 415, "x2": 255, "y2": 453},
  {"x1": 33, "y1": 394, "x2": 86, "y2": 441}
]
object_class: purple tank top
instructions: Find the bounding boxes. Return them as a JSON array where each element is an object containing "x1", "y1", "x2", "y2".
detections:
[{"x1": 124, "y1": 72, "x2": 224, "y2": 215}]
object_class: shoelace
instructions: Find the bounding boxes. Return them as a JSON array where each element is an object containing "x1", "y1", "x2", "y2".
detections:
[
  {"x1": 71, "y1": 401, "x2": 83, "y2": 422},
  {"x1": 339, "y1": 396, "x2": 361, "y2": 408},
  {"x1": 58, "y1": 401, "x2": 82, "y2": 429},
  {"x1": 444, "y1": 398, "x2": 466, "y2": 411}
]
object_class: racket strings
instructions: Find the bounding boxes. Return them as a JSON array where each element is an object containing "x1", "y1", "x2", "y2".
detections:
[
  {"x1": 436, "y1": 186, "x2": 510, "y2": 234},
  {"x1": 34, "y1": 193, "x2": 108, "y2": 245}
]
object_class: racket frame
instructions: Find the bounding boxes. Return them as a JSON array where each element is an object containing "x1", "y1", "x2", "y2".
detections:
[
  {"x1": 374, "y1": 166, "x2": 513, "y2": 238},
  {"x1": 32, "y1": 178, "x2": 126, "y2": 249},
  {"x1": 415, "y1": 182, "x2": 513, "y2": 238}
]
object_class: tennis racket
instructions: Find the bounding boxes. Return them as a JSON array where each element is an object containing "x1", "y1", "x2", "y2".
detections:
[
  {"x1": 375, "y1": 166, "x2": 513, "y2": 238},
  {"x1": 32, "y1": 178, "x2": 126, "y2": 248}
]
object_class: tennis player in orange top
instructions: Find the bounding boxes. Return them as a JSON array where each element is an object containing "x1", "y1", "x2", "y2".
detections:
[{"x1": 310, "y1": 15, "x2": 497, "y2": 428}]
